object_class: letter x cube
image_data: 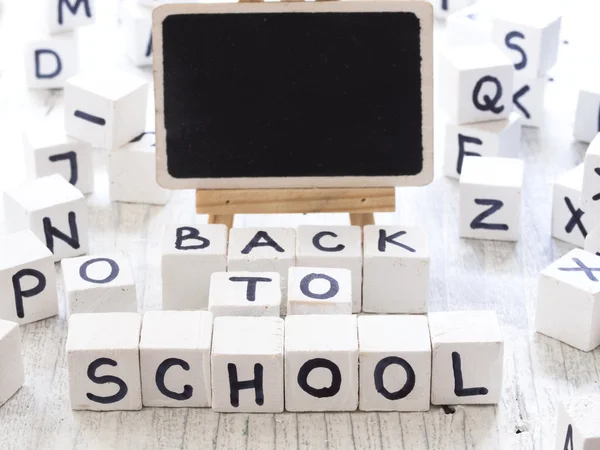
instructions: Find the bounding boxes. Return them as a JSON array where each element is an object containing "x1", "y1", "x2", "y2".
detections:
[
  {"x1": 553, "y1": 164, "x2": 591, "y2": 248},
  {"x1": 536, "y1": 249, "x2": 600, "y2": 352}
]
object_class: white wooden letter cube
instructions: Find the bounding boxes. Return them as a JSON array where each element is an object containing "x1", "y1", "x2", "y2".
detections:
[
  {"x1": 23, "y1": 124, "x2": 93, "y2": 194},
  {"x1": 555, "y1": 396, "x2": 600, "y2": 450},
  {"x1": 512, "y1": 74, "x2": 546, "y2": 128},
  {"x1": 211, "y1": 316, "x2": 284, "y2": 412},
  {"x1": 140, "y1": 311, "x2": 212, "y2": 407},
  {"x1": 46, "y1": 0, "x2": 95, "y2": 34},
  {"x1": 429, "y1": 310, "x2": 504, "y2": 405},
  {"x1": 3, "y1": 174, "x2": 89, "y2": 261},
  {"x1": 0, "y1": 231, "x2": 58, "y2": 324},
  {"x1": 574, "y1": 85, "x2": 600, "y2": 143},
  {"x1": 62, "y1": 253, "x2": 137, "y2": 316},
  {"x1": 122, "y1": 0, "x2": 152, "y2": 67},
  {"x1": 287, "y1": 267, "x2": 352, "y2": 315},
  {"x1": 285, "y1": 315, "x2": 358, "y2": 412},
  {"x1": 443, "y1": 112, "x2": 521, "y2": 179},
  {"x1": 161, "y1": 224, "x2": 227, "y2": 311},
  {"x1": 64, "y1": 72, "x2": 148, "y2": 149},
  {"x1": 553, "y1": 164, "x2": 591, "y2": 248},
  {"x1": 446, "y1": 4, "x2": 493, "y2": 47},
  {"x1": 109, "y1": 131, "x2": 170, "y2": 205},
  {"x1": 228, "y1": 227, "x2": 296, "y2": 312},
  {"x1": 358, "y1": 315, "x2": 431, "y2": 412},
  {"x1": 0, "y1": 320, "x2": 25, "y2": 407},
  {"x1": 427, "y1": 0, "x2": 475, "y2": 19},
  {"x1": 580, "y1": 134, "x2": 600, "y2": 221},
  {"x1": 362, "y1": 225, "x2": 429, "y2": 314},
  {"x1": 67, "y1": 313, "x2": 142, "y2": 410},
  {"x1": 459, "y1": 156, "x2": 524, "y2": 241},
  {"x1": 24, "y1": 34, "x2": 78, "y2": 89},
  {"x1": 536, "y1": 249, "x2": 600, "y2": 352},
  {"x1": 296, "y1": 225, "x2": 362, "y2": 312},
  {"x1": 439, "y1": 44, "x2": 514, "y2": 125},
  {"x1": 208, "y1": 271, "x2": 281, "y2": 318},
  {"x1": 584, "y1": 226, "x2": 600, "y2": 257},
  {"x1": 492, "y1": 8, "x2": 561, "y2": 78}
]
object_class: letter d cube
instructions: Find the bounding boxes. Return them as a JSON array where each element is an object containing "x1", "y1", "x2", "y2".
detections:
[{"x1": 24, "y1": 34, "x2": 78, "y2": 89}]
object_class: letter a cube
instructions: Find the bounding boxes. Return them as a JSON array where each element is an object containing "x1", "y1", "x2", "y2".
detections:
[
  {"x1": 536, "y1": 249, "x2": 600, "y2": 352},
  {"x1": 0, "y1": 319, "x2": 25, "y2": 407},
  {"x1": 555, "y1": 396, "x2": 600, "y2": 450}
]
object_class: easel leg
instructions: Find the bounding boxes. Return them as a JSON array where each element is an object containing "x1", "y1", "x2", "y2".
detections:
[
  {"x1": 208, "y1": 214, "x2": 235, "y2": 229},
  {"x1": 349, "y1": 213, "x2": 375, "y2": 227}
]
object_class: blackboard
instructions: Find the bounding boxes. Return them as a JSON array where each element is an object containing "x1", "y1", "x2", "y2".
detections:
[{"x1": 153, "y1": 1, "x2": 433, "y2": 189}]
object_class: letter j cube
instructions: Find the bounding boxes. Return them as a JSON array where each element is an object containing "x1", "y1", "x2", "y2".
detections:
[
  {"x1": 66, "y1": 313, "x2": 142, "y2": 411},
  {"x1": 459, "y1": 156, "x2": 524, "y2": 241}
]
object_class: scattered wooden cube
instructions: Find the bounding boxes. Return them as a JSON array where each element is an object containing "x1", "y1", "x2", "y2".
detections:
[
  {"x1": 555, "y1": 396, "x2": 600, "y2": 450},
  {"x1": 0, "y1": 231, "x2": 57, "y2": 325},
  {"x1": 24, "y1": 34, "x2": 78, "y2": 89},
  {"x1": 140, "y1": 311, "x2": 213, "y2": 408},
  {"x1": 446, "y1": 4, "x2": 493, "y2": 47},
  {"x1": 553, "y1": 164, "x2": 590, "y2": 248},
  {"x1": 358, "y1": 315, "x2": 431, "y2": 412},
  {"x1": 122, "y1": 0, "x2": 152, "y2": 67},
  {"x1": 296, "y1": 225, "x2": 362, "y2": 312},
  {"x1": 459, "y1": 156, "x2": 524, "y2": 241},
  {"x1": 443, "y1": 112, "x2": 521, "y2": 179},
  {"x1": 66, "y1": 312, "x2": 142, "y2": 411},
  {"x1": 584, "y1": 226, "x2": 600, "y2": 257},
  {"x1": 492, "y1": 7, "x2": 561, "y2": 78},
  {"x1": 227, "y1": 227, "x2": 296, "y2": 313},
  {"x1": 0, "y1": 319, "x2": 25, "y2": 407},
  {"x1": 109, "y1": 131, "x2": 171, "y2": 205},
  {"x1": 287, "y1": 267, "x2": 351, "y2": 316},
  {"x1": 211, "y1": 316, "x2": 284, "y2": 413},
  {"x1": 574, "y1": 85, "x2": 600, "y2": 143},
  {"x1": 427, "y1": 0, "x2": 476, "y2": 19},
  {"x1": 284, "y1": 315, "x2": 358, "y2": 412},
  {"x1": 362, "y1": 225, "x2": 429, "y2": 313},
  {"x1": 580, "y1": 134, "x2": 600, "y2": 221},
  {"x1": 513, "y1": 74, "x2": 546, "y2": 128},
  {"x1": 47, "y1": 0, "x2": 95, "y2": 34},
  {"x1": 3, "y1": 174, "x2": 89, "y2": 261},
  {"x1": 161, "y1": 224, "x2": 227, "y2": 311},
  {"x1": 208, "y1": 271, "x2": 281, "y2": 318},
  {"x1": 439, "y1": 44, "x2": 514, "y2": 125},
  {"x1": 536, "y1": 249, "x2": 600, "y2": 352},
  {"x1": 62, "y1": 253, "x2": 137, "y2": 316},
  {"x1": 23, "y1": 123, "x2": 93, "y2": 194},
  {"x1": 429, "y1": 310, "x2": 504, "y2": 405},
  {"x1": 64, "y1": 72, "x2": 148, "y2": 149}
]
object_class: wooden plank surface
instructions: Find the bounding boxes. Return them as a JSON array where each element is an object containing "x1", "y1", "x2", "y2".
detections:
[{"x1": 1, "y1": 0, "x2": 600, "y2": 449}]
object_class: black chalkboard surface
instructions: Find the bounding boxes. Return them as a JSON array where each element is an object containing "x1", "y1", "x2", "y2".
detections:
[{"x1": 153, "y1": 1, "x2": 433, "y2": 189}]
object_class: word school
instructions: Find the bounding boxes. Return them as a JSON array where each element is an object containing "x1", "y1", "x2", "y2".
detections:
[{"x1": 66, "y1": 310, "x2": 504, "y2": 412}]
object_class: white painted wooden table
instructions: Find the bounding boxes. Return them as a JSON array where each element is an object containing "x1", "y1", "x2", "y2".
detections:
[{"x1": 1, "y1": 0, "x2": 599, "y2": 448}]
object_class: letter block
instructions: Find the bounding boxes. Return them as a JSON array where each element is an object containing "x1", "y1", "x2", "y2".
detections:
[
  {"x1": 580, "y1": 134, "x2": 600, "y2": 221},
  {"x1": 227, "y1": 227, "x2": 296, "y2": 313},
  {"x1": 535, "y1": 249, "x2": 600, "y2": 352},
  {"x1": 287, "y1": 267, "x2": 352, "y2": 316},
  {"x1": 446, "y1": 4, "x2": 493, "y2": 47},
  {"x1": 109, "y1": 131, "x2": 171, "y2": 205},
  {"x1": 296, "y1": 225, "x2": 362, "y2": 312},
  {"x1": 208, "y1": 272, "x2": 281, "y2": 318},
  {"x1": 574, "y1": 85, "x2": 600, "y2": 143},
  {"x1": 24, "y1": 34, "x2": 78, "y2": 89},
  {"x1": 443, "y1": 111, "x2": 521, "y2": 179},
  {"x1": 555, "y1": 396, "x2": 600, "y2": 450},
  {"x1": 64, "y1": 72, "x2": 148, "y2": 149},
  {"x1": 553, "y1": 164, "x2": 590, "y2": 248},
  {"x1": 427, "y1": 0, "x2": 476, "y2": 19},
  {"x1": 62, "y1": 254, "x2": 137, "y2": 316},
  {"x1": 3, "y1": 174, "x2": 89, "y2": 261},
  {"x1": 122, "y1": 0, "x2": 152, "y2": 67},
  {"x1": 161, "y1": 224, "x2": 227, "y2": 311},
  {"x1": 439, "y1": 44, "x2": 514, "y2": 125},
  {"x1": 23, "y1": 124, "x2": 93, "y2": 194},
  {"x1": 47, "y1": 0, "x2": 96, "y2": 34},
  {"x1": 211, "y1": 316, "x2": 284, "y2": 413},
  {"x1": 0, "y1": 231, "x2": 58, "y2": 325},
  {"x1": 459, "y1": 156, "x2": 524, "y2": 241},
  {"x1": 512, "y1": 74, "x2": 546, "y2": 128},
  {"x1": 140, "y1": 311, "x2": 213, "y2": 408},
  {"x1": 584, "y1": 226, "x2": 600, "y2": 257},
  {"x1": 492, "y1": 8, "x2": 561, "y2": 78},
  {"x1": 66, "y1": 312, "x2": 142, "y2": 411},
  {"x1": 284, "y1": 315, "x2": 358, "y2": 412},
  {"x1": 362, "y1": 225, "x2": 429, "y2": 314},
  {"x1": 358, "y1": 315, "x2": 431, "y2": 412},
  {"x1": 429, "y1": 310, "x2": 504, "y2": 405},
  {"x1": 0, "y1": 319, "x2": 25, "y2": 407}
]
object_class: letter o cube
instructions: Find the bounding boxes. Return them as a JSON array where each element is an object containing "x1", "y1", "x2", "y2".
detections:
[
  {"x1": 0, "y1": 319, "x2": 25, "y2": 407},
  {"x1": 555, "y1": 396, "x2": 600, "y2": 450},
  {"x1": 287, "y1": 267, "x2": 352, "y2": 315}
]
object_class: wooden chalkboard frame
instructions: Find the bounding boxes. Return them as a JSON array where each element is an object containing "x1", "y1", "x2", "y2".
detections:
[{"x1": 153, "y1": 1, "x2": 433, "y2": 190}]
